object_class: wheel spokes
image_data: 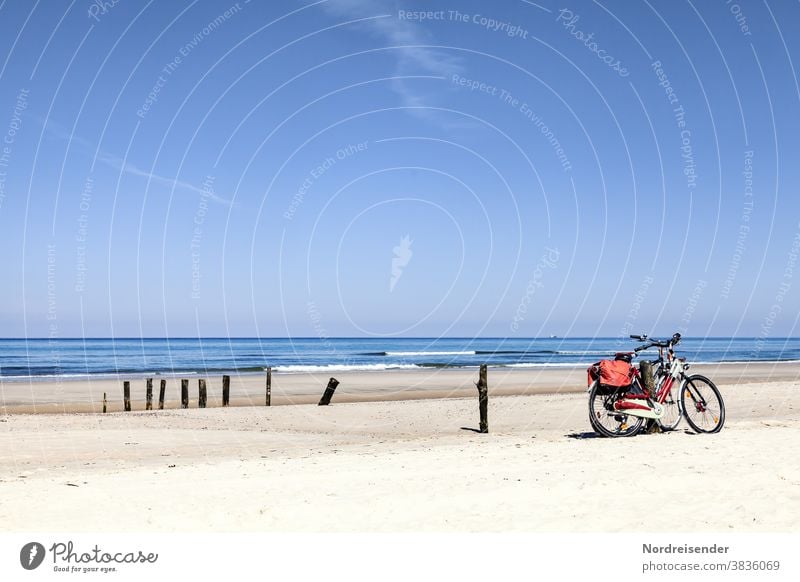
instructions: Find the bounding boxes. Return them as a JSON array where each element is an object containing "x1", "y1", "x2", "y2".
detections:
[{"x1": 682, "y1": 377, "x2": 724, "y2": 433}]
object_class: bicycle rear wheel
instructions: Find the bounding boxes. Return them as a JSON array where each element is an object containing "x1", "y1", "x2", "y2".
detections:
[
  {"x1": 681, "y1": 375, "x2": 725, "y2": 433},
  {"x1": 588, "y1": 382, "x2": 644, "y2": 437}
]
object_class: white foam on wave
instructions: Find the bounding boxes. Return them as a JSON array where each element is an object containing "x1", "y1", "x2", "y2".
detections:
[
  {"x1": 691, "y1": 359, "x2": 800, "y2": 366},
  {"x1": 383, "y1": 351, "x2": 476, "y2": 356},
  {"x1": 504, "y1": 362, "x2": 588, "y2": 368},
  {"x1": 274, "y1": 363, "x2": 422, "y2": 374},
  {"x1": 0, "y1": 371, "x2": 200, "y2": 382}
]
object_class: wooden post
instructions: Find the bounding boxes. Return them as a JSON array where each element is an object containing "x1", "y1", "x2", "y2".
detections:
[
  {"x1": 265, "y1": 367, "x2": 272, "y2": 407},
  {"x1": 181, "y1": 379, "x2": 189, "y2": 409},
  {"x1": 123, "y1": 381, "x2": 131, "y2": 412},
  {"x1": 146, "y1": 378, "x2": 153, "y2": 411},
  {"x1": 198, "y1": 379, "x2": 207, "y2": 408},
  {"x1": 159, "y1": 379, "x2": 166, "y2": 410},
  {"x1": 222, "y1": 375, "x2": 230, "y2": 407},
  {"x1": 639, "y1": 361, "x2": 655, "y2": 394},
  {"x1": 318, "y1": 377, "x2": 340, "y2": 406},
  {"x1": 477, "y1": 364, "x2": 488, "y2": 433},
  {"x1": 102, "y1": 392, "x2": 107, "y2": 414}
]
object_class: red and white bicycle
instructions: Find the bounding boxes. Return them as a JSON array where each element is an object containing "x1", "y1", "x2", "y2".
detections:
[{"x1": 587, "y1": 333, "x2": 725, "y2": 437}]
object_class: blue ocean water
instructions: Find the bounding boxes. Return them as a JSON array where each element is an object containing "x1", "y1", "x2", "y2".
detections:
[{"x1": 0, "y1": 337, "x2": 798, "y2": 380}]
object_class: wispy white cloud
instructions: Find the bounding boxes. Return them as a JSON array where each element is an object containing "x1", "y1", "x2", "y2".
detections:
[
  {"x1": 319, "y1": 0, "x2": 463, "y2": 118},
  {"x1": 94, "y1": 150, "x2": 231, "y2": 205},
  {"x1": 37, "y1": 116, "x2": 232, "y2": 205}
]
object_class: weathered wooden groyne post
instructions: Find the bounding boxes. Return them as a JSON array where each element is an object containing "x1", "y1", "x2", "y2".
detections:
[
  {"x1": 318, "y1": 377, "x2": 340, "y2": 406},
  {"x1": 180, "y1": 379, "x2": 189, "y2": 409},
  {"x1": 222, "y1": 375, "x2": 230, "y2": 407},
  {"x1": 145, "y1": 378, "x2": 153, "y2": 411},
  {"x1": 123, "y1": 381, "x2": 131, "y2": 412},
  {"x1": 639, "y1": 361, "x2": 655, "y2": 393},
  {"x1": 158, "y1": 379, "x2": 166, "y2": 410},
  {"x1": 265, "y1": 367, "x2": 272, "y2": 406},
  {"x1": 198, "y1": 379, "x2": 207, "y2": 408},
  {"x1": 477, "y1": 364, "x2": 488, "y2": 433}
]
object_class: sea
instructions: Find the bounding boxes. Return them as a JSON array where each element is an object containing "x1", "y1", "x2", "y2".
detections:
[{"x1": 0, "y1": 336, "x2": 798, "y2": 381}]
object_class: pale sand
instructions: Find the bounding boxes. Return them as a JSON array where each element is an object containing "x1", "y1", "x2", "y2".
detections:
[{"x1": 0, "y1": 364, "x2": 799, "y2": 532}]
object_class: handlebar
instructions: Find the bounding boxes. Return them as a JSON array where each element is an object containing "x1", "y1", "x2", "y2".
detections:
[{"x1": 630, "y1": 332, "x2": 682, "y2": 350}]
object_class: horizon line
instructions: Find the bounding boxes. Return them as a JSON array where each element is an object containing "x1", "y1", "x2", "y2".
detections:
[{"x1": 0, "y1": 336, "x2": 796, "y2": 341}]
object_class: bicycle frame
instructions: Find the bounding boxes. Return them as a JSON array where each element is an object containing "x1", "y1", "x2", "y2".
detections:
[
  {"x1": 652, "y1": 357, "x2": 678, "y2": 400},
  {"x1": 609, "y1": 343, "x2": 687, "y2": 425}
]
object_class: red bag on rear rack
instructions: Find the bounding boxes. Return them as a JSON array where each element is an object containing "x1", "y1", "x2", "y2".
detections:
[{"x1": 587, "y1": 359, "x2": 634, "y2": 389}]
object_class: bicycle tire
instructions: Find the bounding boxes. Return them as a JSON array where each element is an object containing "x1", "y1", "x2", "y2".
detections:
[
  {"x1": 681, "y1": 375, "x2": 725, "y2": 433},
  {"x1": 588, "y1": 381, "x2": 644, "y2": 437}
]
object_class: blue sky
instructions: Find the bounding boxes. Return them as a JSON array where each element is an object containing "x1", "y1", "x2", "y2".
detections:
[{"x1": 0, "y1": 0, "x2": 798, "y2": 338}]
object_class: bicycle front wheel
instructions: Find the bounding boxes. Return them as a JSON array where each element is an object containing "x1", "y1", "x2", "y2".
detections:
[
  {"x1": 681, "y1": 375, "x2": 725, "y2": 433},
  {"x1": 588, "y1": 382, "x2": 644, "y2": 437}
]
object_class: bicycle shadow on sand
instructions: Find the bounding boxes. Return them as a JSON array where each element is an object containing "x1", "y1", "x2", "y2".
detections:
[
  {"x1": 566, "y1": 428, "x2": 695, "y2": 439},
  {"x1": 566, "y1": 431, "x2": 602, "y2": 439}
]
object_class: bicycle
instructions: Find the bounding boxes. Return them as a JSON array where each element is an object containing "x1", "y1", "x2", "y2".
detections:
[{"x1": 587, "y1": 333, "x2": 726, "y2": 437}]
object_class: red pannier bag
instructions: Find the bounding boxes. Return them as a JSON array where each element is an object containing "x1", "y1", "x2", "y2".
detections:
[{"x1": 587, "y1": 359, "x2": 634, "y2": 389}]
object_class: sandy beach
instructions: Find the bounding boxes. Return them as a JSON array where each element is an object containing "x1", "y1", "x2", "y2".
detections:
[{"x1": 1, "y1": 363, "x2": 799, "y2": 532}]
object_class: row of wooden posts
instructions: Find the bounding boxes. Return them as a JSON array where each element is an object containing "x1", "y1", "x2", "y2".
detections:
[{"x1": 110, "y1": 364, "x2": 490, "y2": 433}]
